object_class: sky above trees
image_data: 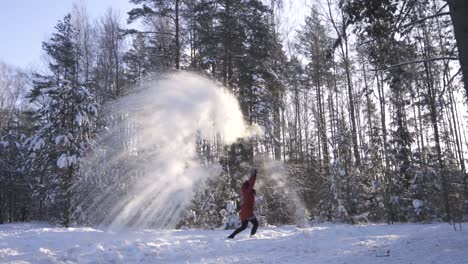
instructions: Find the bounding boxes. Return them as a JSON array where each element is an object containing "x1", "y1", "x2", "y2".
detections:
[
  {"x1": 0, "y1": 0, "x2": 133, "y2": 68},
  {"x1": 0, "y1": 0, "x2": 308, "y2": 69}
]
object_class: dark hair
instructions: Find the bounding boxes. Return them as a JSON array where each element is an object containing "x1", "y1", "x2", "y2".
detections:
[{"x1": 243, "y1": 181, "x2": 250, "y2": 188}]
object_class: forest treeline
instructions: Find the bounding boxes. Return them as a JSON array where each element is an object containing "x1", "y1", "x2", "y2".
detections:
[{"x1": 0, "y1": 0, "x2": 467, "y2": 228}]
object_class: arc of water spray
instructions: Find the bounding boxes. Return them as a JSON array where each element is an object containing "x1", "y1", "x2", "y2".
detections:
[{"x1": 74, "y1": 72, "x2": 262, "y2": 229}]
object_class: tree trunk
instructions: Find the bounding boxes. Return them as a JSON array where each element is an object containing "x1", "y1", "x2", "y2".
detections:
[
  {"x1": 175, "y1": 0, "x2": 181, "y2": 70},
  {"x1": 317, "y1": 66, "x2": 329, "y2": 173},
  {"x1": 362, "y1": 57, "x2": 373, "y2": 139},
  {"x1": 304, "y1": 91, "x2": 310, "y2": 170},
  {"x1": 0, "y1": 192, "x2": 3, "y2": 224},
  {"x1": 423, "y1": 58, "x2": 452, "y2": 222},
  {"x1": 9, "y1": 192, "x2": 13, "y2": 223},
  {"x1": 339, "y1": 37, "x2": 360, "y2": 166},
  {"x1": 273, "y1": 91, "x2": 282, "y2": 161},
  {"x1": 448, "y1": 0, "x2": 468, "y2": 97},
  {"x1": 376, "y1": 72, "x2": 393, "y2": 223}
]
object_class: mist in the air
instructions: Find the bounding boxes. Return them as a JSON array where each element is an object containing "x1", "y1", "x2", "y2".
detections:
[{"x1": 73, "y1": 72, "x2": 261, "y2": 229}]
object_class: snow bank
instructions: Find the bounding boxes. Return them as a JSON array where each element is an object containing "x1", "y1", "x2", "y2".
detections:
[{"x1": 1, "y1": 222, "x2": 466, "y2": 263}]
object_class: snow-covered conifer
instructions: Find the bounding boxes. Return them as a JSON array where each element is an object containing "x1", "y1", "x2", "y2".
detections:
[{"x1": 25, "y1": 14, "x2": 98, "y2": 226}]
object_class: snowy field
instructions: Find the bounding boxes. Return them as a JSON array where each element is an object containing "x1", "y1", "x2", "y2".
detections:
[{"x1": 1, "y1": 222, "x2": 467, "y2": 264}]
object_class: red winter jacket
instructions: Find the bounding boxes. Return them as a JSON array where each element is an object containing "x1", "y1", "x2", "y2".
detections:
[{"x1": 240, "y1": 174, "x2": 256, "y2": 221}]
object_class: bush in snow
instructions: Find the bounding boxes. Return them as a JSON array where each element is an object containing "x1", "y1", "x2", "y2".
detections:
[{"x1": 220, "y1": 200, "x2": 240, "y2": 229}]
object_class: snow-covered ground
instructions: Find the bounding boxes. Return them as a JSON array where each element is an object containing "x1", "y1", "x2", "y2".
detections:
[{"x1": 1, "y1": 222, "x2": 467, "y2": 263}]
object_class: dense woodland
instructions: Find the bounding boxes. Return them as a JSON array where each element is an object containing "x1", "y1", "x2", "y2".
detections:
[{"x1": 1, "y1": 0, "x2": 467, "y2": 228}]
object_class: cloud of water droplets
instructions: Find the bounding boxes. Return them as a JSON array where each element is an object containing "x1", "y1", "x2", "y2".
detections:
[
  {"x1": 256, "y1": 157, "x2": 309, "y2": 228},
  {"x1": 74, "y1": 72, "x2": 262, "y2": 229}
]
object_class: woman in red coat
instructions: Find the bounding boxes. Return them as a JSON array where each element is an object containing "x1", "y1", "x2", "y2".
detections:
[{"x1": 227, "y1": 169, "x2": 259, "y2": 239}]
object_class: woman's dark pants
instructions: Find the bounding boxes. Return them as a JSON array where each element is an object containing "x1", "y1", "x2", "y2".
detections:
[{"x1": 227, "y1": 217, "x2": 259, "y2": 238}]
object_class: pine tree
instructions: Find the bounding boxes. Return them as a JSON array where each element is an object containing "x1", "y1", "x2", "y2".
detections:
[
  {"x1": 124, "y1": 33, "x2": 151, "y2": 83},
  {"x1": 127, "y1": 0, "x2": 186, "y2": 70},
  {"x1": 296, "y1": 6, "x2": 333, "y2": 176},
  {"x1": 25, "y1": 14, "x2": 98, "y2": 226}
]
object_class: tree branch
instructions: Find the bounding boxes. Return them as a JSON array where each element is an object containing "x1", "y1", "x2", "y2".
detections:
[
  {"x1": 121, "y1": 28, "x2": 176, "y2": 37},
  {"x1": 373, "y1": 57, "x2": 459, "y2": 71},
  {"x1": 398, "y1": 11, "x2": 450, "y2": 30},
  {"x1": 359, "y1": 4, "x2": 449, "y2": 46}
]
